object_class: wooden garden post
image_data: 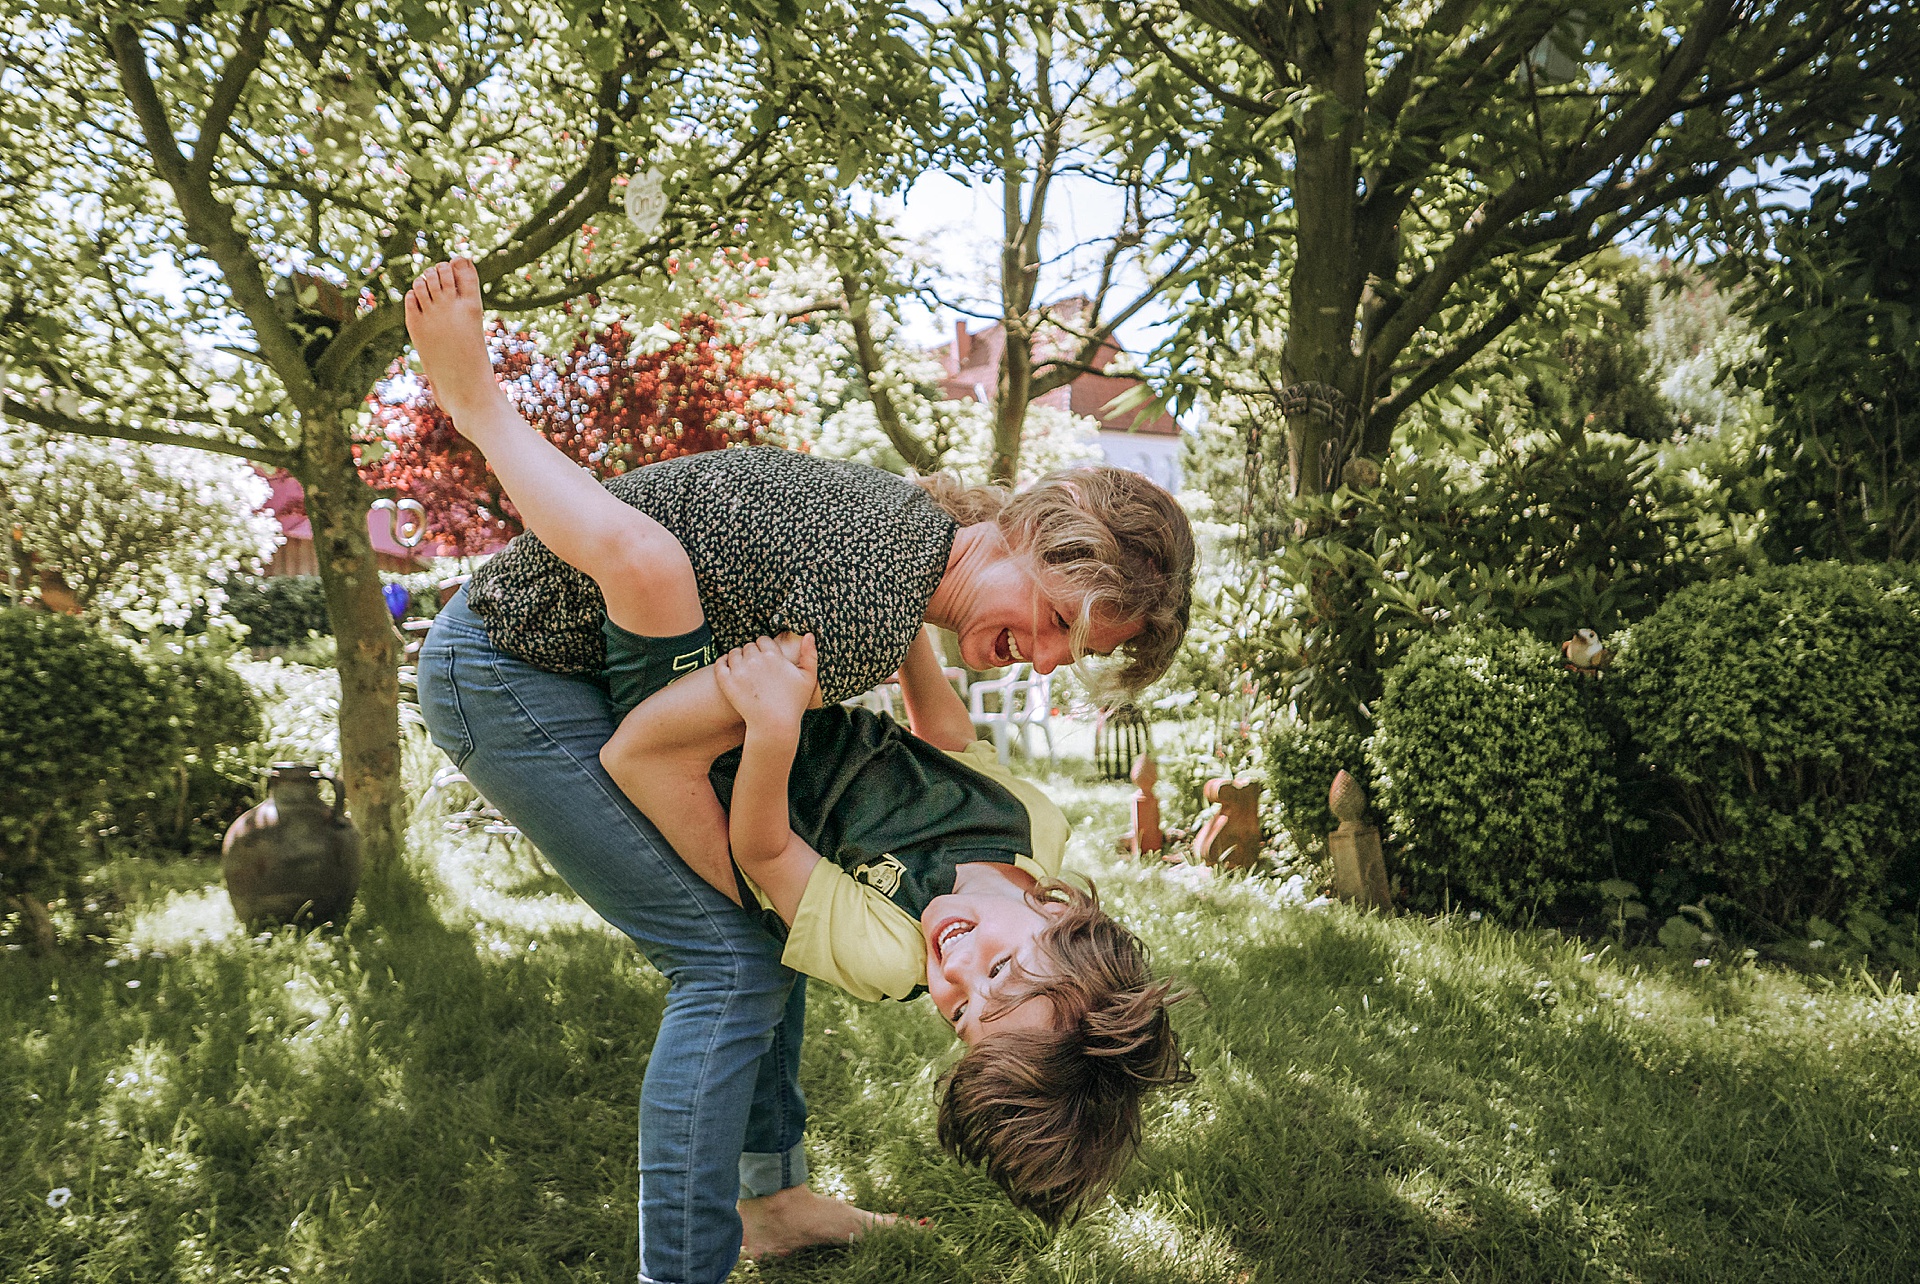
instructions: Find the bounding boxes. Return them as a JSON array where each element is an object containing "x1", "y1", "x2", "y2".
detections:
[{"x1": 1328, "y1": 769, "x2": 1393, "y2": 912}]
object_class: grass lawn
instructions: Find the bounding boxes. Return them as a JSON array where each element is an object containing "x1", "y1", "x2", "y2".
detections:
[{"x1": 7, "y1": 744, "x2": 1920, "y2": 1281}]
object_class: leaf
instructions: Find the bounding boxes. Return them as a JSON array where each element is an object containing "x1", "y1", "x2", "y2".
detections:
[{"x1": 1658, "y1": 915, "x2": 1703, "y2": 950}]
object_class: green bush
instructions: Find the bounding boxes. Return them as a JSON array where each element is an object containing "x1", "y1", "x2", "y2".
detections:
[
  {"x1": 1265, "y1": 717, "x2": 1367, "y2": 858},
  {"x1": 1371, "y1": 626, "x2": 1615, "y2": 915},
  {"x1": 0, "y1": 609, "x2": 173, "y2": 940},
  {"x1": 224, "y1": 575, "x2": 332, "y2": 647},
  {"x1": 1614, "y1": 562, "x2": 1920, "y2": 928},
  {"x1": 110, "y1": 644, "x2": 267, "y2": 856}
]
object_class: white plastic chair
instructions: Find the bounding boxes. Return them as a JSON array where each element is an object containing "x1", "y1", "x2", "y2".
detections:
[
  {"x1": 967, "y1": 664, "x2": 1055, "y2": 764},
  {"x1": 843, "y1": 681, "x2": 901, "y2": 719}
]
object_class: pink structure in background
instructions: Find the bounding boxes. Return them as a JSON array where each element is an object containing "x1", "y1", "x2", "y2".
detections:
[{"x1": 257, "y1": 470, "x2": 449, "y2": 576}]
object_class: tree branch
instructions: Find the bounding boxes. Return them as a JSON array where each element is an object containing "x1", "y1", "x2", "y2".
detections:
[
  {"x1": 187, "y1": 2, "x2": 272, "y2": 188},
  {"x1": 107, "y1": 19, "x2": 320, "y2": 409},
  {"x1": 3, "y1": 394, "x2": 297, "y2": 470}
]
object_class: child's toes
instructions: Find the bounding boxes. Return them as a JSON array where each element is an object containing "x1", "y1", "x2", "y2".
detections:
[{"x1": 452, "y1": 256, "x2": 480, "y2": 296}]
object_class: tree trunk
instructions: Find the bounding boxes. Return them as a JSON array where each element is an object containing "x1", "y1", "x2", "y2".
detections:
[
  {"x1": 298, "y1": 410, "x2": 416, "y2": 914},
  {"x1": 992, "y1": 319, "x2": 1033, "y2": 485},
  {"x1": 7, "y1": 892, "x2": 57, "y2": 956},
  {"x1": 1277, "y1": 10, "x2": 1374, "y2": 501}
]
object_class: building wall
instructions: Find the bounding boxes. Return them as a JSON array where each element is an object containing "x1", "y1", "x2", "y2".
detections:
[{"x1": 1096, "y1": 429, "x2": 1183, "y2": 493}]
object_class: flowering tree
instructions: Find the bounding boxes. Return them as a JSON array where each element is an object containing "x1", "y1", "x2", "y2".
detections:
[
  {"x1": 0, "y1": 428, "x2": 280, "y2": 628},
  {"x1": 360, "y1": 314, "x2": 792, "y2": 553},
  {"x1": 0, "y1": 3, "x2": 934, "y2": 899}
]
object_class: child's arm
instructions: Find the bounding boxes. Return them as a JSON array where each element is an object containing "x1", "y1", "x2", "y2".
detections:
[
  {"x1": 710, "y1": 636, "x2": 824, "y2": 919},
  {"x1": 896, "y1": 628, "x2": 976, "y2": 751},
  {"x1": 405, "y1": 258, "x2": 701, "y2": 638},
  {"x1": 599, "y1": 635, "x2": 822, "y2": 916}
]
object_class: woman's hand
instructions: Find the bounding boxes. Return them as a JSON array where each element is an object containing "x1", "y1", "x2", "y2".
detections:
[{"x1": 714, "y1": 635, "x2": 818, "y2": 735}]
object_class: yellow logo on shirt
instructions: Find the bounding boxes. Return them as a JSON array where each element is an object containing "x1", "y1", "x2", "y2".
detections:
[
  {"x1": 672, "y1": 643, "x2": 715, "y2": 673},
  {"x1": 855, "y1": 854, "x2": 905, "y2": 896}
]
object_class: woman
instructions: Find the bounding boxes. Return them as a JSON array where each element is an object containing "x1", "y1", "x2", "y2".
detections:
[{"x1": 412, "y1": 264, "x2": 1192, "y2": 1284}]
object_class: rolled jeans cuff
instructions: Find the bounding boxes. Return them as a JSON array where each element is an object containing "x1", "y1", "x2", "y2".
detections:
[{"x1": 738, "y1": 1144, "x2": 808, "y2": 1201}]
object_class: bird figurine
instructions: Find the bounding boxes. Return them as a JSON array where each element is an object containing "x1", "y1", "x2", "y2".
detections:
[{"x1": 1561, "y1": 628, "x2": 1612, "y2": 674}]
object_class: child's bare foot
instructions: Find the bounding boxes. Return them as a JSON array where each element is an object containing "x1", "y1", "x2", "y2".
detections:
[
  {"x1": 403, "y1": 257, "x2": 499, "y2": 422},
  {"x1": 737, "y1": 1184, "x2": 922, "y2": 1259}
]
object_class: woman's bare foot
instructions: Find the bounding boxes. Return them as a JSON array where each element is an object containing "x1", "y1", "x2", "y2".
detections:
[
  {"x1": 736, "y1": 1184, "x2": 919, "y2": 1259},
  {"x1": 403, "y1": 257, "x2": 499, "y2": 422}
]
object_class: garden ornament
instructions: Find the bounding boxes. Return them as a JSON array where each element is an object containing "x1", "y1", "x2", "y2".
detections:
[
  {"x1": 1194, "y1": 775, "x2": 1263, "y2": 869},
  {"x1": 221, "y1": 763, "x2": 362, "y2": 930},
  {"x1": 382, "y1": 581, "x2": 410, "y2": 622},
  {"x1": 1327, "y1": 770, "x2": 1393, "y2": 912},
  {"x1": 1129, "y1": 753, "x2": 1164, "y2": 858},
  {"x1": 1561, "y1": 628, "x2": 1612, "y2": 674},
  {"x1": 1096, "y1": 704, "x2": 1152, "y2": 780},
  {"x1": 625, "y1": 167, "x2": 668, "y2": 235},
  {"x1": 370, "y1": 497, "x2": 427, "y2": 549}
]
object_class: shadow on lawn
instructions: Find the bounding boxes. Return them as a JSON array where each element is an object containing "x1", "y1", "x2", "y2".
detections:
[
  {"x1": 1125, "y1": 909, "x2": 1920, "y2": 1284},
  {"x1": 3, "y1": 902, "x2": 665, "y2": 1283}
]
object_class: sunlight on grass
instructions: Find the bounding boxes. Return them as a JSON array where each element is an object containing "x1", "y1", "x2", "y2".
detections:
[
  {"x1": 124, "y1": 884, "x2": 242, "y2": 954},
  {"x1": 11, "y1": 719, "x2": 1920, "y2": 1281}
]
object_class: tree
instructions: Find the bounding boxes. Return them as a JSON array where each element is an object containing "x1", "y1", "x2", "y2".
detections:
[
  {"x1": 361, "y1": 311, "x2": 791, "y2": 552},
  {"x1": 934, "y1": 0, "x2": 1198, "y2": 483},
  {"x1": 1115, "y1": 0, "x2": 1915, "y2": 502},
  {"x1": 1726, "y1": 136, "x2": 1920, "y2": 562},
  {"x1": 0, "y1": 1, "x2": 934, "y2": 904},
  {"x1": 0, "y1": 426, "x2": 279, "y2": 626}
]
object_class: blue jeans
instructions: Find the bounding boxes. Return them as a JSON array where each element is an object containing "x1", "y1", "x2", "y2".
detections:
[{"x1": 418, "y1": 591, "x2": 808, "y2": 1284}]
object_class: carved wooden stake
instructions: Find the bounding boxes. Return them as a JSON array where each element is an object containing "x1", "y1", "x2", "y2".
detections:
[
  {"x1": 1129, "y1": 753, "x2": 1164, "y2": 857},
  {"x1": 1194, "y1": 775, "x2": 1263, "y2": 869},
  {"x1": 1327, "y1": 770, "x2": 1393, "y2": 912}
]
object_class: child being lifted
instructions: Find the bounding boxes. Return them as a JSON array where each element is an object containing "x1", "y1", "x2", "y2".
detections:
[{"x1": 404, "y1": 258, "x2": 1188, "y2": 1225}]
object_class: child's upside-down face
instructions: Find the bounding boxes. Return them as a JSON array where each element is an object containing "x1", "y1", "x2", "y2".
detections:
[{"x1": 921, "y1": 879, "x2": 1067, "y2": 1046}]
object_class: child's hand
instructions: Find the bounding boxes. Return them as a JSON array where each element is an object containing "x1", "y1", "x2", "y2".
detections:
[{"x1": 715, "y1": 635, "x2": 818, "y2": 734}]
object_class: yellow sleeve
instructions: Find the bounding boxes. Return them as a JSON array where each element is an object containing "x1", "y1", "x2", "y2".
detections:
[{"x1": 780, "y1": 859, "x2": 928, "y2": 1002}]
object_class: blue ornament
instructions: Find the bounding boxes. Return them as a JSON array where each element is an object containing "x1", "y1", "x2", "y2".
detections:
[{"x1": 383, "y1": 582, "x2": 411, "y2": 622}]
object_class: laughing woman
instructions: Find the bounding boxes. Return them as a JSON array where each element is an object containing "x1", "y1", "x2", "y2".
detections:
[{"x1": 407, "y1": 258, "x2": 1191, "y2": 1284}]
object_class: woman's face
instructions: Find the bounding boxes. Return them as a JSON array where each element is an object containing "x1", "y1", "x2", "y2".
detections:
[{"x1": 950, "y1": 556, "x2": 1140, "y2": 674}]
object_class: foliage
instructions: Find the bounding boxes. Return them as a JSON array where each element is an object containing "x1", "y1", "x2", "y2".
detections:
[
  {"x1": 0, "y1": 611, "x2": 172, "y2": 931},
  {"x1": 0, "y1": 0, "x2": 942, "y2": 891},
  {"x1": 360, "y1": 313, "x2": 791, "y2": 553},
  {"x1": 1727, "y1": 142, "x2": 1920, "y2": 562},
  {"x1": 1114, "y1": 0, "x2": 1913, "y2": 500},
  {"x1": 1264, "y1": 717, "x2": 1368, "y2": 859},
  {"x1": 223, "y1": 576, "x2": 334, "y2": 650},
  {"x1": 108, "y1": 644, "x2": 267, "y2": 858},
  {"x1": 0, "y1": 429, "x2": 278, "y2": 629},
  {"x1": 1371, "y1": 627, "x2": 1616, "y2": 915},
  {"x1": 1253, "y1": 429, "x2": 1740, "y2": 728},
  {"x1": 1613, "y1": 562, "x2": 1920, "y2": 929}
]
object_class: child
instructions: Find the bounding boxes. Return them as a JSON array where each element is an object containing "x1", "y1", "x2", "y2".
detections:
[{"x1": 404, "y1": 258, "x2": 1188, "y2": 1224}]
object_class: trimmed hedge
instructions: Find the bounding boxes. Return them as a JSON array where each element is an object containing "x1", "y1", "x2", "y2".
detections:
[
  {"x1": 0, "y1": 611, "x2": 267, "y2": 929},
  {"x1": 1371, "y1": 626, "x2": 1615, "y2": 914},
  {"x1": 1265, "y1": 717, "x2": 1367, "y2": 858},
  {"x1": 0, "y1": 611, "x2": 171, "y2": 905},
  {"x1": 224, "y1": 575, "x2": 332, "y2": 647},
  {"x1": 1614, "y1": 562, "x2": 1920, "y2": 928}
]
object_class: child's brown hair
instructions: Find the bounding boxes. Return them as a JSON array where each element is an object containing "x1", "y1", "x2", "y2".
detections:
[{"x1": 935, "y1": 878, "x2": 1192, "y2": 1225}]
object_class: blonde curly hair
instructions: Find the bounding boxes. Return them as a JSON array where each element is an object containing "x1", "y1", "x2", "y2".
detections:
[{"x1": 916, "y1": 467, "x2": 1194, "y2": 695}]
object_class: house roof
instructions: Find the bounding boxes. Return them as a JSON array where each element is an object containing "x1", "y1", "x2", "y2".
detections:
[{"x1": 927, "y1": 305, "x2": 1180, "y2": 437}]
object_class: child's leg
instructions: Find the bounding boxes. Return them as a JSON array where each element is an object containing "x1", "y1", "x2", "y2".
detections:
[{"x1": 601, "y1": 663, "x2": 749, "y2": 904}]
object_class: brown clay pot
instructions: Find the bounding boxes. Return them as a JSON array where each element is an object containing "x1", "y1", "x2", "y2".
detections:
[{"x1": 221, "y1": 763, "x2": 362, "y2": 929}]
